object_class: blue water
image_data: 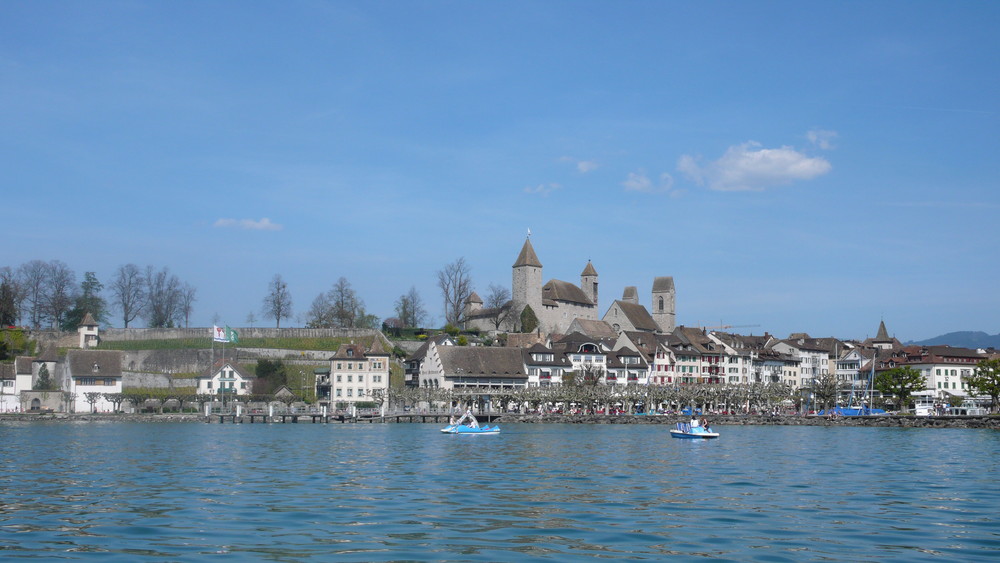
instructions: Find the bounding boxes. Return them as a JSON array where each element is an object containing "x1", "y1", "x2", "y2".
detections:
[{"x1": 1, "y1": 422, "x2": 998, "y2": 561}]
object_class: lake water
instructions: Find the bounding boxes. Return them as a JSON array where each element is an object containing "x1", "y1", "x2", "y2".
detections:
[{"x1": 1, "y1": 421, "x2": 998, "y2": 561}]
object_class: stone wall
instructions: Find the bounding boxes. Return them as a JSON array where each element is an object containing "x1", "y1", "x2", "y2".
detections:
[{"x1": 100, "y1": 327, "x2": 381, "y2": 341}]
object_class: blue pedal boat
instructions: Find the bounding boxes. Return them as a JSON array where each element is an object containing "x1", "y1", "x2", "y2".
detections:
[{"x1": 669, "y1": 422, "x2": 719, "y2": 439}]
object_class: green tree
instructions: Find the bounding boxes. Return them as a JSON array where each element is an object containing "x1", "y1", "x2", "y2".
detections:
[
  {"x1": 874, "y1": 366, "x2": 926, "y2": 413},
  {"x1": 63, "y1": 272, "x2": 109, "y2": 331},
  {"x1": 255, "y1": 359, "x2": 288, "y2": 395},
  {"x1": 966, "y1": 358, "x2": 1000, "y2": 413},
  {"x1": 0, "y1": 278, "x2": 19, "y2": 326},
  {"x1": 34, "y1": 364, "x2": 58, "y2": 391},
  {"x1": 519, "y1": 305, "x2": 539, "y2": 333}
]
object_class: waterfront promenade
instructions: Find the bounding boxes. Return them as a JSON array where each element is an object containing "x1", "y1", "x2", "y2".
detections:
[{"x1": 3, "y1": 411, "x2": 998, "y2": 428}]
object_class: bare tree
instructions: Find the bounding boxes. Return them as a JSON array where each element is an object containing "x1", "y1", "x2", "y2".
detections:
[
  {"x1": 261, "y1": 274, "x2": 293, "y2": 328},
  {"x1": 143, "y1": 266, "x2": 183, "y2": 328},
  {"x1": 484, "y1": 283, "x2": 512, "y2": 330},
  {"x1": 42, "y1": 260, "x2": 76, "y2": 329},
  {"x1": 179, "y1": 283, "x2": 197, "y2": 328},
  {"x1": 306, "y1": 291, "x2": 335, "y2": 328},
  {"x1": 245, "y1": 311, "x2": 258, "y2": 327},
  {"x1": 109, "y1": 264, "x2": 146, "y2": 328},
  {"x1": 437, "y1": 257, "x2": 472, "y2": 327},
  {"x1": 394, "y1": 286, "x2": 427, "y2": 328},
  {"x1": 330, "y1": 277, "x2": 361, "y2": 328},
  {"x1": 17, "y1": 260, "x2": 49, "y2": 328}
]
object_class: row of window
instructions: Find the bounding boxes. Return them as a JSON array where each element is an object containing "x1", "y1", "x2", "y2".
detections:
[
  {"x1": 76, "y1": 378, "x2": 116, "y2": 386},
  {"x1": 335, "y1": 388, "x2": 369, "y2": 397},
  {"x1": 334, "y1": 361, "x2": 385, "y2": 371},
  {"x1": 207, "y1": 381, "x2": 247, "y2": 389},
  {"x1": 334, "y1": 374, "x2": 384, "y2": 384}
]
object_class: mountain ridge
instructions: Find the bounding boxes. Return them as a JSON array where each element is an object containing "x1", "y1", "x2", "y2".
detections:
[{"x1": 907, "y1": 331, "x2": 1000, "y2": 349}]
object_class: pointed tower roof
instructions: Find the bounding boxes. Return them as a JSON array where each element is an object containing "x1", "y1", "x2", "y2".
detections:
[
  {"x1": 513, "y1": 237, "x2": 542, "y2": 268},
  {"x1": 80, "y1": 312, "x2": 97, "y2": 327},
  {"x1": 465, "y1": 291, "x2": 483, "y2": 304},
  {"x1": 875, "y1": 320, "x2": 890, "y2": 342},
  {"x1": 581, "y1": 260, "x2": 598, "y2": 276}
]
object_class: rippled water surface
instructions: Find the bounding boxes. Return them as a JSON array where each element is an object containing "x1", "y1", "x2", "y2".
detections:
[{"x1": 1, "y1": 422, "x2": 998, "y2": 561}]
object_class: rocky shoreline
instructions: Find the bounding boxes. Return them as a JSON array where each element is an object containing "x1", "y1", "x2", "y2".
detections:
[{"x1": 1, "y1": 412, "x2": 998, "y2": 428}]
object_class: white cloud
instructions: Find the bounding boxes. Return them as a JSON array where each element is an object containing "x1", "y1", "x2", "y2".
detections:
[
  {"x1": 806, "y1": 129, "x2": 838, "y2": 150},
  {"x1": 214, "y1": 217, "x2": 283, "y2": 231},
  {"x1": 559, "y1": 156, "x2": 599, "y2": 173},
  {"x1": 678, "y1": 141, "x2": 832, "y2": 191},
  {"x1": 623, "y1": 171, "x2": 674, "y2": 193},
  {"x1": 524, "y1": 183, "x2": 562, "y2": 196}
]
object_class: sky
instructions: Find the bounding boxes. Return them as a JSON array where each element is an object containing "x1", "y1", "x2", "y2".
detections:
[{"x1": 2, "y1": 1, "x2": 998, "y2": 343}]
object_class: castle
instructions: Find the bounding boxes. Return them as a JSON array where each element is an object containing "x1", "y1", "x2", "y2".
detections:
[{"x1": 463, "y1": 237, "x2": 676, "y2": 336}]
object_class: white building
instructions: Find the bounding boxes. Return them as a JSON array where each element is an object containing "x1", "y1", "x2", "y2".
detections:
[
  {"x1": 197, "y1": 362, "x2": 253, "y2": 398},
  {"x1": 319, "y1": 340, "x2": 390, "y2": 410},
  {"x1": 67, "y1": 350, "x2": 123, "y2": 413}
]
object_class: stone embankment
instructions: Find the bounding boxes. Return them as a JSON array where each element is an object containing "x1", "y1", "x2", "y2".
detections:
[{"x1": 496, "y1": 413, "x2": 1000, "y2": 429}]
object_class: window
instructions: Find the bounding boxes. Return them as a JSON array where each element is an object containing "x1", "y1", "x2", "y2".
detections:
[
  {"x1": 348, "y1": 375, "x2": 353, "y2": 382},
  {"x1": 337, "y1": 363, "x2": 342, "y2": 370},
  {"x1": 658, "y1": 296, "x2": 664, "y2": 312},
  {"x1": 348, "y1": 363, "x2": 353, "y2": 370},
  {"x1": 347, "y1": 389, "x2": 353, "y2": 397},
  {"x1": 336, "y1": 389, "x2": 342, "y2": 397},
  {"x1": 359, "y1": 375, "x2": 364, "y2": 383},
  {"x1": 337, "y1": 375, "x2": 342, "y2": 382},
  {"x1": 2, "y1": 380, "x2": 12, "y2": 387},
  {"x1": 207, "y1": 381, "x2": 213, "y2": 389}
]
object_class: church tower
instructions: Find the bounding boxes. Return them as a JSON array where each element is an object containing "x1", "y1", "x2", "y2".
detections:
[
  {"x1": 651, "y1": 276, "x2": 676, "y2": 333},
  {"x1": 581, "y1": 261, "x2": 598, "y2": 309},
  {"x1": 512, "y1": 237, "x2": 543, "y2": 327}
]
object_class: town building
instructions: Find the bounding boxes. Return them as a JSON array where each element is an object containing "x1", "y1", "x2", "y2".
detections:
[
  {"x1": 317, "y1": 340, "x2": 390, "y2": 411},
  {"x1": 67, "y1": 349, "x2": 123, "y2": 413},
  {"x1": 196, "y1": 361, "x2": 253, "y2": 398}
]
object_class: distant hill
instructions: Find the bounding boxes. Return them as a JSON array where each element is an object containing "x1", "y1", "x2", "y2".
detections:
[{"x1": 909, "y1": 331, "x2": 1000, "y2": 349}]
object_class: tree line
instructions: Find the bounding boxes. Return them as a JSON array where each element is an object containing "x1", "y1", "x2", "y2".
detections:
[
  {"x1": 2, "y1": 256, "x2": 510, "y2": 331},
  {"x1": 1, "y1": 262, "x2": 195, "y2": 330}
]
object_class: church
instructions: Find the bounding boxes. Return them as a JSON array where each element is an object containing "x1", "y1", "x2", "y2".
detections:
[{"x1": 463, "y1": 237, "x2": 676, "y2": 336}]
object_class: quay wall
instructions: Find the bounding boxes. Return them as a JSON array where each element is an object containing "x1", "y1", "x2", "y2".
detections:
[{"x1": 2, "y1": 413, "x2": 998, "y2": 429}]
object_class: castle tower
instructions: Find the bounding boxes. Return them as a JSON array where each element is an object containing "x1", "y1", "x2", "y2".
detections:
[
  {"x1": 512, "y1": 237, "x2": 543, "y2": 327},
  {"x1": 462, "y1": 292, "x2": 483, "y2": 328},
  {"x1": 651, "y1": 276, "x2": 676, "y2": 333},
  {"x1": 581, "y1": 260, "x2": 598, "y2": 309}
]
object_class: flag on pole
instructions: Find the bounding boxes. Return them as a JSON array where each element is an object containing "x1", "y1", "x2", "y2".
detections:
[
  {"x1": 213, "y1": 325, "x2": 228, "y2": 342},
  {"x1": 225, "y1": 326, "x2": 239, "y2": 344}
]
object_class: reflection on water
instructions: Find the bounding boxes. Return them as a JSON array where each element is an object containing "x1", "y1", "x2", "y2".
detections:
[{"x1": 1, "y1": 422, "x2": 998, "y2": 561}]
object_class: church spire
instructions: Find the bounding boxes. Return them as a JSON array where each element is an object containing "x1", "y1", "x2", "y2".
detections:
[{"x1": 875, "y1": 319, "x2": 890, "y2": 342}]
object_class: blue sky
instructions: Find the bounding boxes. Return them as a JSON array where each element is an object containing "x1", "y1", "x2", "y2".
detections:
[{"x1": 3, "y1": 1, "x2": 998, "y2": 342}]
